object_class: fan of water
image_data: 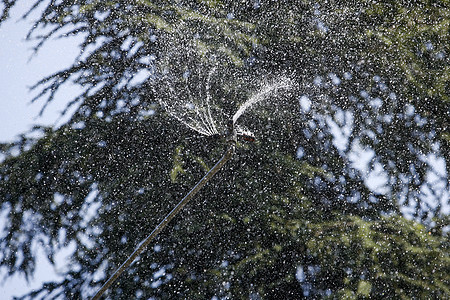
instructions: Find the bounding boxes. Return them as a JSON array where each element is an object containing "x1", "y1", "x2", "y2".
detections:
[
  {"x1": 158, "y1": 68, "x2": 220, "y2": 136},
  {"x1": 158, "y1": 69, "x2": 292, "y2": 138}
]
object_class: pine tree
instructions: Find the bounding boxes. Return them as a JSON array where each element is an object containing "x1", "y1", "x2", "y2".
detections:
[{"x1": 0, "y1": 1, "x2": 448, "y2": 299}]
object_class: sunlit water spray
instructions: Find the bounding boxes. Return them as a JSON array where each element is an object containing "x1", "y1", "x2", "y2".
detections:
[
  {"x1": 158, "y1": 68, "x2": 220, "y2": 136},
  {"x1": 159, "y1": 72, "x2": 292, "y2": 137},
  {"x1": 232, "y1": 77, "x2": 292, "y2": 125}
]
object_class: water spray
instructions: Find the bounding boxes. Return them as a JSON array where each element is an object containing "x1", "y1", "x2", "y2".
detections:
[{"x1": 91, "y1": 123, "x2": 237, "y2": 300}]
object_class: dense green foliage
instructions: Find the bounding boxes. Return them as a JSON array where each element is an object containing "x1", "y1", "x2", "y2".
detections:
[{"x1": 0, "y1": 0, "x2": 448, "y2": 299}]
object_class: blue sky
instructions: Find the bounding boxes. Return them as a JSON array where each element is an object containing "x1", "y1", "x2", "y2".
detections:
[{"x1": 0, "y1": 1, "x2": 82, "y2": 143}]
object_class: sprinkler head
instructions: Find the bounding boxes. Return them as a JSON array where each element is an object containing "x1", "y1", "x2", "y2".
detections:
[
  {"x1": 235, "y1": 124, "x2": 255, "y2": 143},
  {"x1": 209, "y1": 121, "x2": 254, "y2": 144},
  {"x1": 237, "y1": 132, "x2": 255, "y2": 142}
]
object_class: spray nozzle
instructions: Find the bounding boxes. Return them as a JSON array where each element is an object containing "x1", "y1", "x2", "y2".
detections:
[{"x1": 227, "y1": 121, "x2": 256, "y2": 143}]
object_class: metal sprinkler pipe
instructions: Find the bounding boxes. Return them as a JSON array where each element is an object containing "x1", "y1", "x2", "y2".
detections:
[{"x1": 91, "y1": 127, "x2": 236, "y2": 300}]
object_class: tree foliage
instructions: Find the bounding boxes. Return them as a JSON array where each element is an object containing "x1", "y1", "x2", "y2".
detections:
[{"x1": 0, "y1": 0, "x2": 448, "y2": 299}]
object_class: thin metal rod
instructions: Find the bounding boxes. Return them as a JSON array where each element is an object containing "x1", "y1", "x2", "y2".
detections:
[{"x1": 91, "y1": 142, "x2": 235, "y2": 300}]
